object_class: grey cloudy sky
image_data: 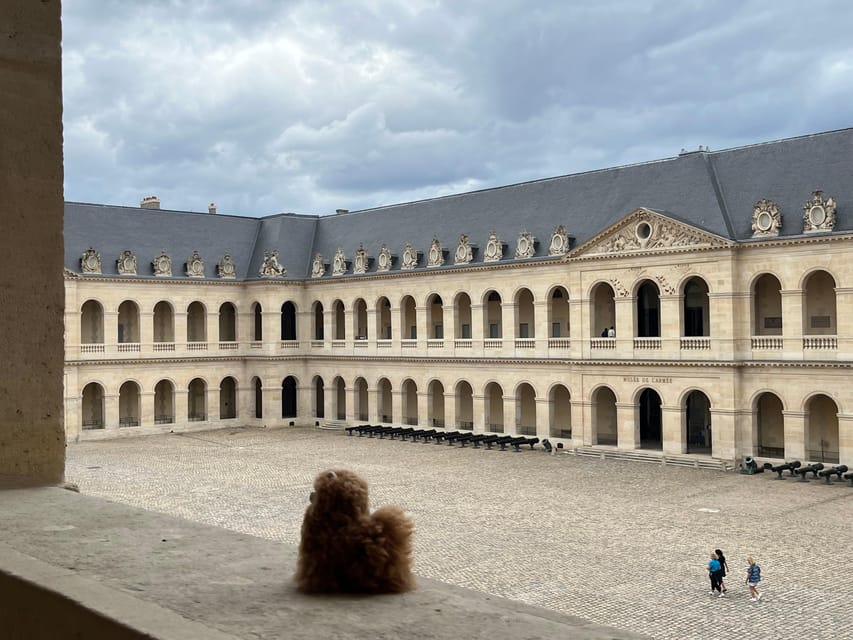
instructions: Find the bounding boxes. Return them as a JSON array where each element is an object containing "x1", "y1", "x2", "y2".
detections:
[{"x1": 63, "y1": 0, "x2": 853, "y2": 217}]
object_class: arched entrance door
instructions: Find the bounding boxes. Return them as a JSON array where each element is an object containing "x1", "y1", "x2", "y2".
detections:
[
  {"x1": 638, "y1": 388, "x2": 662, "y2": 449},
  {"x1": 685, "y1": 390, "x2": 711, "y2": 454},
  {"x1": 282, "y1": 376, "x2": 297, "y2": 418}
]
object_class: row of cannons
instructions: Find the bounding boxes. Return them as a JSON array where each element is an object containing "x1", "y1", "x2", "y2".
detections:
[
  {"x1": 740, "y1": 456, "x2": 852, "y2": 485},
  {"x1": 344, "y1": 424, "x2": 556, "y2": 452}
]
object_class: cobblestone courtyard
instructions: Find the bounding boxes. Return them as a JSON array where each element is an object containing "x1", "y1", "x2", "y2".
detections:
[{"x1": 66, "y1": 427, "x2": 851, "y2": 639}]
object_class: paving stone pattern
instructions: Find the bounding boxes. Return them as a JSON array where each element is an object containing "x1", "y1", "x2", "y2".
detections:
[{"x1": 66, "y1": 427, "x2": 852, "y2": 640}]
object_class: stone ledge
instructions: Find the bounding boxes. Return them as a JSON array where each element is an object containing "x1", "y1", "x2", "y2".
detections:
[
  {"x1": 0, "y1": 487, "x2": 643, "y2": 640},
  {"x1": 0, "y1": 487, "x2": 648, "y2": 640}
]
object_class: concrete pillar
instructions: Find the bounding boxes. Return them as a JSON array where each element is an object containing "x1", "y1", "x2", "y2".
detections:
[
  {"x1": 782, "y1": 410, "x2": 807, "y2": 461},
  {"x1": 662, "y1": 404, "x2": 682, "y2": 455},
  {"x1": 616, "y1": 401, "x2": 636, "y2": 449}
]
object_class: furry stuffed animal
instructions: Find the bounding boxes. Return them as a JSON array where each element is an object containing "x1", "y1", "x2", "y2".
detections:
[{"x1": 294, "y1": 468, "x2": 415, "y2": 593}]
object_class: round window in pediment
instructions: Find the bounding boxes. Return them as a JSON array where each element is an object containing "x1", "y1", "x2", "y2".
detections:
[{"x1": 636, "y1": 221, "x2": 652, "y2": 242}]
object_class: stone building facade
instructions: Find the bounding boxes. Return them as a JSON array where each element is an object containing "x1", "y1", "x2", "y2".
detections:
[{"x1": 63, "y1": 129, "x2": 853, "y2": 466}]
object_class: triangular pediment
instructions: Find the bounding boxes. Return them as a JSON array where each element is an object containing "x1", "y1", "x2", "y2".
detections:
[{"x1": 568, "y1": 208, "x2": 733, "y2": 259}]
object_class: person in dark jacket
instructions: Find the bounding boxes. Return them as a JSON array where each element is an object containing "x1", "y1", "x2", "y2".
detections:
[{"x1": 715, "y1": 548, "x2": 729, "y2": 593}]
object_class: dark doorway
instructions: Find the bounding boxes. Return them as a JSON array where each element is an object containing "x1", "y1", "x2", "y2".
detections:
[
  {"x1": 639, "y1": 388, "x2": 662, "y2": 449},
  {"x1": 685, "y1": 391, "x2": 711, "y2": 454},
  {"x1": 282, "y1": 376, "x2": 297, "y2": 418}
]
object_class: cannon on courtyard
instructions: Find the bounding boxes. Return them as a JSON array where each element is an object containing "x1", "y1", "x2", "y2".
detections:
[
  {"x1": 844, "y1": 470, "x2": 853, "y2": 487},
  {"x1": 817, "y1": 464, "x2": 848, "y2": 485},
  {"x1": 542, "y1": 439, "x2": 553, "y2": 453},
  {"x1": 485, "y1": 435, "x2": 514, "y2": 450},
  {"x1": 739, "y1": 456, "x2": 764, "y2": 474},
  {"x1": 794, "y1": 462, "x2": 824, "y2": 482},
  {"x1": 769, "y1": 460, "x2": 801, "y2": 480},
  {"x1": 509, "y1": 436, "x2": 540, "y2": 452}
]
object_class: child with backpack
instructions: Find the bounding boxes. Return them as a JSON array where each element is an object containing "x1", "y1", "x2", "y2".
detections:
[{"x1": 745, "y1": 556, "x2": 762, "y2": 601}]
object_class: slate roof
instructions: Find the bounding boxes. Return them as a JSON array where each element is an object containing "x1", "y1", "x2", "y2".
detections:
[{"x1": 64, "y1": 127, "x2": 853, "y2": 281}]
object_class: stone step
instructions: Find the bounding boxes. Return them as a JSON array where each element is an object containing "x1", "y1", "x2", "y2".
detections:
[{"x1": 572, "y1": 446, "x2": 731, "y2": 471}]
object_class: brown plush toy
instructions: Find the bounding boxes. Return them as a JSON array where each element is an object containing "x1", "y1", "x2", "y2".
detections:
[{"x1": 294, "y1": 468, "x2": 415, "y2": 593}]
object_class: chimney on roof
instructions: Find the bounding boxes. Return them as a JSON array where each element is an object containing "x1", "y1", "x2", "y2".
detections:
[
  {"x1": 208, "y1": 202, "x2": 217, "y2": 214},
  {"x1": 335, "y1": 208, "x2": 349, "y2": 215},
  {"x1": 140, "y1": 195, "x2": 161, "y2": 210}
]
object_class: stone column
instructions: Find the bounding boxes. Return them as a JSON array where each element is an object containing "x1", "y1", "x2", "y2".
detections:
[
  {"x1": 297, "y1": 310, "x2": 312, "y2": 344},
  {"x1": 659, "y1": 295, "x2": 680, "y2": 358},
  {"x1": 503, "y1": 393, "x2": 516, "y2": 434},
  {"x1": 140, "y1": 311, "x2": 154, "y2": 350},
  {"x1": 104, "y1": 311, "x2": 118, "y2": 353},
  {"x1": 472, "y1": 394, "x2": 486, "y2": 433},
  {"x1": 415, "y1": 306, "x2": 428, "y2": 345},
  {"x1": 616, "y1": 401, "x2": 637, "y2": 449},
  {"x1": 573, "y1": 399, "x2": 591, "y2": 446},
  {"x1": 238, "y1": 381, "x2": 256, "y2": 425},
  {"x1": 534, "y1": 300, "x2": 549, "y2": 356},
  {"x1": 392, "y1": 390, "x2": 404, "y2": 425},
  {"x1": 174, "y1": 386, "x2": 188, "y2": 427},
  {"x1": 502, "y1": 302, "x2": 516, "y2": 342},
  {"x1": 347, "y1": 386, "x2": 359, "y2": 423},
  {"x1": 322, "y1": 386, "x2": 335, "y2": 424},
  {"x1": 837, "y1": 413, "x2": 853, "y2": 467},
  {"x1": 470, "y1": 303, "x2": 484, "y2": 356},
  {"x1": 296, "y1": 383, "x2": 312, "y2": 425},
  {"x1": 104, "y1": 393, "x2": 119, "y2": 432},
  {"x1": 835, "y1": 288, "x2": 853, "y2": 359},
  {"x1": 709, "y1": 408, "x2": 736, "y2": 461},
  {"x1": 614, "y1": 297, "x2": 633, "y2": 355},
  {"x1": 418, "y1": 391, "x2": 430, "y2": 428},
  {"x1": 390, "y1": 306, "x2": 402, "y2": 350},
  {"x1": 175, "y1": 310, "x2": 188, "y2": 349},
  {"x1": 140, "y1": 391, "x2": 155, "y2": 428},
  {"x1": 206, "y1": 311, "x2": 219, "y2": 346},
  {"x1": 569, "y1": 298, "x2": 585, "y2": 358},
  {"x1": 782, "y1": 410, "x2": 807, "y2": 461},
  {"x1": 207, "y1": 385, "x2": 220, "y2": 422},
  {"x1": 444, "y1": 391, "x2": 457, "y2": 430},
  {"x1": 368, "y1": 386, "x2": 381, "y2": 424},
  {"x1": 366, "y1": 307, "x2": 377, "y2": 343},
  {"x1": 535, "y1": 396, "x2": 551, "y2": 439},
  {"x1": 662, "y1": 404, "x2": 683, "y2": 455},
  {"x1": 780, "y1": 289, "x2": 803, "y2": 359}
]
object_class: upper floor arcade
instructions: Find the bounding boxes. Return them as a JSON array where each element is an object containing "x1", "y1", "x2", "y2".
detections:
[{"x1": 66, "y1": 243, "x2": 853, "y2": 364}]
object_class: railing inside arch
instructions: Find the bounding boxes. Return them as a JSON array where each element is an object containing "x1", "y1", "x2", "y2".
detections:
[{"x1": 803, "y1": 336, "x2": 838, "y2": 350}]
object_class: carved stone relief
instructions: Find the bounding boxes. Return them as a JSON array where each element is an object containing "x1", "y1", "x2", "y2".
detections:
[
  {"x1": 427, "y1": 238, "x2": 444, "y2": 267},
  {"x1": 152, "y1": 251, "x2": 172, "y2": 277},
  {"x1": 218, "y1": 253, "x2": 237, "y2": 279},
  {"x1": 81, "y1": 247, "x2": 101, "y2": 274},
  {"x1": 655, "y1": 274, "x2": 676, "y2": 295},
  {"x1": 803, "y1": 190, "x2": 836, "y2": 233},
  {"x1": 311, "y1": 253, "x2": 326, "y2": 278},
  {"x1": 596, "y1": 216, "x2": 708, "y2": 254},
  {"x1": 258, "y1": 250, "x2": 285, "y2": 278},
  {"x1": 353, "y1": 244, "x2": 369, "y2": 274},
  {"x1": 401, "y1": 242, "x2": 418, "y2": 270},
  {"x1": 515, "y1": 230, "x2": 536, "y2": 259},
  {"x1": 116, "y1": 250, "x2": 136, "y2": 275},
  {"x1": 483, "y1": 230, "x2": 504, "y2": 263},
  {"x1": 548, "y1": 225, "x2": 569, "y2": 256},
  {"x1": 332, "y1": 248, "x2": 347, "y2": 276},
  {"x1": 377, "y1": 244, "x2": 393, "y2": 272},
  {"x1": 186, "y1": 251, "x2": 205, "y2": 278},
  {"x1": 454, "y1": 234, "x2": 473, "y2": 265},
  {"x1": 751, "y1": 199, "x2": 781, "y2": 237},
  {"x1": 610, "y1": 278, "x2": 629, "y2": 297}
]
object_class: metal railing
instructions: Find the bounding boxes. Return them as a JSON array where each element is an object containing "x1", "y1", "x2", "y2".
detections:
[
  {"x1": 119, "y1": 417, "x2": 140, "y2": 427},
  {"x1": 154, "y1": 415, "x2": 174, "y2": 424}
]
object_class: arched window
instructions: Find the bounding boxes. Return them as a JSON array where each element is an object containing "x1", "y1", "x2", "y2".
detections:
[
  {"x1": 312, "y1": 302, "x2": 325, "y2": 341},
  {"x1": 548, "y1": 287, "x2": 570, "y2": 339},
  {"x1": 590, "y1": 284, "x2": 615, "y2": 338},
  {"x1": 427, "y1": 294, "x2": 444, "y2": 339},
  {"x1": 454, "y1": 293, "x2": 472, "y2": 340},
  {"x1": 549, "y1": 384, "x2": 571, "y2": 438},
  {"x1": 281, "y1": 301, "x2": 297, "y2": 341},
  {"x1": 218, "y1": 303, "x2": 236, "y2": 342},
  {"x1": 428, "y1": 380, "x2": 445, "y2": 428},
  {"x1": 401, "y1": 296, "x2": 417, "y2": 340},
  {"x1": 484, "y1": 291, "x2": 502, "y2": 339},
  {"x1": 378, "y1": 378, "x2": 392, "y2": 423},
  {"x1": 592, "y1": 387, "x2": 617, "y2": 445},
  {"x1": 484, "y1": 382, "x2": 504, "y2": 432},
  {"x1": 354, "y1": 377, "x2": 369, "y2": 421},
  {"x1": 806, "y1": 394, "x2": 839, "y2": 463},
  {"x1": 802, "y1": 270, "x2": 837, "y2": 337},
  {"x1": 332, "y1": 300, "x2": 345, "y2": 340},
  {"x1": 402, "y1": 379, "x2": 418, "y2": 425},
  {"x1": 755, "y1": 392, "x2": 783, "y2": 458},
  {"x1": 118, "y1": 381, "x2": 141, "y2": 427},
  {"x1": 252, "y1": 302, "x2": 263, "y2": 341},
  {"x1": 154, "y1": 380, "x2": 175, "y2": 424},
  {"x1": 81, "y1": 300, "x2": 105, "y2": 346},
  {"x1": 682, "y1": 278, "x2": 710, "y2": 337},
  {"x1": 636, "y1": 280, "x2": 661, "y2": 338},
  {"x1": 187, "y1": 302, "x2": 207, "y2": 343},
  {"x1": 117, "y1": 301, "x2": 140, "y2": 343},
  {"x1": 685, "y1": 390, "x2": 711, "y2": 454},
  {"x1": 638, "y1": 388, "x2": 662, "y2": 450},
  {"x1": 752, "y1": 274, "x2": 782, "y2": 336},
  {"x1": 514, "y1": 289, "x2": 535, "y2": 340},
  {"x1": 153, "y1": 301, "x2": 175, "y2": 343},
  {"x1": 187, "y1": 378, "x2": 207, "y2": 421},
  {"x1": 282, "y1": 376, "x2": 298, "y2": 418},
  {"x1": 456, "y1": 381, "x2": 474, "y2": 430},
  {"x1": 515, "y1": 383, "x2": 536, "y2": 435},
  {"x1": 334, "y1": 376, "x2": 346, "y2": 420},
  {"x1": 375, "y1": 297, "x2": 392, "y2": 340},
  {"x1": 81, "y1": 382, "x2": 104, "y2": 430}
]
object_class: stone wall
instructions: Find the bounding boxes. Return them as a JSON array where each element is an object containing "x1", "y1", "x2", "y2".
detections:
[{"x1": 0, "y1": 0, "x2": 65, "y2": 483}]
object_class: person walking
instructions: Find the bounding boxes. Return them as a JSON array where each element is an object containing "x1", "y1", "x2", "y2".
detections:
[
  {"x1": 707, "y1": 551, "x2": 723, "y2": 596},
  {"x1": 745, "y1": 556, "x2": 762, "y2": 601},
  {"x1": 715, "y1": 549, "x2": 729, "y2": 593}
]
